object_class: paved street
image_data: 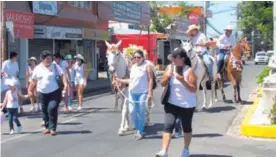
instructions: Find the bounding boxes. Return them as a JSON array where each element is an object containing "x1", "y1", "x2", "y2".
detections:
[{"x1": 2, "y1": 62, "x2": 276, "y2": 157}]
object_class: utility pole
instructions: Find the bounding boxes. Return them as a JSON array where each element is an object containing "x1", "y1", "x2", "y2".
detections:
[
  {"x1": 273, "y1": 1, "x2": 276, "y2": 52},
  {"x1": 1, "y1": 1, "x2": 6, "y2": 61},
  {"x1": 251, "y1": 30, "x2": 255, "y2": 58},
  {"x1": 203, "y1": 1, "x2": 209, "y2": 35}
]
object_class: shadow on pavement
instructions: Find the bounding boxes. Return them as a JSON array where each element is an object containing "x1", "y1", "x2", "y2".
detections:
[
  {"x1": 57, "y1": 130, "x2": 92, "y2": 135},
  {"x1": 192, "y1": 133, "x2": 223, "y2": 138},
  {"x1": 205, "y1": 106, "x2": 236, "y2": 113},
  {"x1": 191, "y1": 154, "x2": 232, "y2": 157},
  {"x1": 58, "y1": 122, "x2": 82, "y2": 125},
  {"x1": 144, "y1": 123, "x2": 164, "y2": 139},
  {"x1": 240, "y1": 100, "x2": 253, "y2": 105}
]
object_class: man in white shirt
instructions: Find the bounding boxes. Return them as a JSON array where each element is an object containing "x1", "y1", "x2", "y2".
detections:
[
  {"x1": 187, "y1": 24, "x2": 213, "y2": 79},
  {"x1": 216, "y1": 25, "x2": 236, "y2": 73}
]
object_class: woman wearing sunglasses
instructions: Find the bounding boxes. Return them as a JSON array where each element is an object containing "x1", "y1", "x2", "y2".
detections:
[{"x1": 115, "y1": 50, "x2": 154, "y2": 140}]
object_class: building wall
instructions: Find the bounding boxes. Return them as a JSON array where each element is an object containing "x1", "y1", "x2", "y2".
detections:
[{"x1": 5, "y1": 1, "x2": 108, "y2": 30}]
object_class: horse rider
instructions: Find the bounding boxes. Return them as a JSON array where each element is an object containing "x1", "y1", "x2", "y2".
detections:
[
  {"x1": 216, "y1": 25, "x2": 236, "y2": 73},
  {"x1": 187, "y1": 24, "x2": 213, "y2": 80}
]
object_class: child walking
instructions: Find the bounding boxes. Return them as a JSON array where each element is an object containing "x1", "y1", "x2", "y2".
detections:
[{"x1": 1, "y1": 78, "x2": 28, "y2": 134}]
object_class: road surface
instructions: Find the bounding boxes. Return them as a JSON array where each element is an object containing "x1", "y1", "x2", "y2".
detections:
[{"x1": 2, "y1": 62, "x2": 276, "y2": 157}]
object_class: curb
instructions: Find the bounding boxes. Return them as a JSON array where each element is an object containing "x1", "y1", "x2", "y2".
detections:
[{"x1": 240, "y1": 87, "x2": 276, "y2": 138}]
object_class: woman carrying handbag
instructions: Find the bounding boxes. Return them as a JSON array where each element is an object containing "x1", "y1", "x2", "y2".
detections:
[{"x1": 156, "y1": 48, "x2": 198, "y2": 157}]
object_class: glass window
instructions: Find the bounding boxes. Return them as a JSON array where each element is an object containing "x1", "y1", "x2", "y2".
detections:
[
  {"x1": 257, "y1": 53, "x2": 265, "y2": 56},
  {"x1": 68, "y1": 1, "x2": 91, "y2": 9}
]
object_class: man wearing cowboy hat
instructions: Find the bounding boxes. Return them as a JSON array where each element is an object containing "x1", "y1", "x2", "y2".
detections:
[
  {"x1": 216, "y1": 25, "x2": 236, "y2": 73},
  {"x1": 187, "y1": 24, "x2": 213, "y2": 80}
]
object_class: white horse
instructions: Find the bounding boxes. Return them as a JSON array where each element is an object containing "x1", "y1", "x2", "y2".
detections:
[
  {"x1": 105, "y1": 40, "x2": 130, "y2": 135},
  {"x1": 181, "y1": 41, "x2": 217, "y2": 109}
]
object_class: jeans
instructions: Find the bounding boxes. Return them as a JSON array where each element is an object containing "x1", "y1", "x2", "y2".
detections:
[
  {"x1": 201, "y1": 51, "x2": 213, "y2": 79},
  {"x1": 217, "y1": 49, "x2": 227, "y2": 73},
  {"x1": 7, "y1": 108, "x2": 21, "y2": 131},
  {"x1": 38, "y1": 89, "x2": 61, "y2": 131},
  {"x1": 129, "y1": 92, "x2": 147, "y2": 134}
]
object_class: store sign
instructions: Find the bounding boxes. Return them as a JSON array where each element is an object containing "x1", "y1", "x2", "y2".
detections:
[
  {"x1": 112, "y1": 2, "x2": 141, "y2": 24},
  {"x1": 32, "y1": 1, "x2": 58, "y2": 16},
  {"x1": 5, "y1": 9, "x2": 34, "y2": 38},
  {"x1": 34, "y1": 25, "x2": 82, "y2": 40},
  {"x1": 188, "y1": 12, "x2": 199, "y2": 24},
  {"x1": 82, "y1": 28, "x2": 109, "y2": 40}
]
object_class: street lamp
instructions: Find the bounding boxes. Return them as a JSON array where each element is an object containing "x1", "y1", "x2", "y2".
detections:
[{"x1": 251, "y1": 30, "x2": 255, "y2": 57}]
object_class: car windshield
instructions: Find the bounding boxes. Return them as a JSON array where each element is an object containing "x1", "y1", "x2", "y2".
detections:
[
  {"x1": 257, "y1": 53, "x2": 265, "y2": 56},
  {"x1": 267, "y1": 53, "x2": 274, "y2": 57}
]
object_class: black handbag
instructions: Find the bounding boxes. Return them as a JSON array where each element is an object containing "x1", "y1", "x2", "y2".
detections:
[
  {"x1": 53, "y1": 64, "x2": 64, "y2": 89},
  {"x1": 161, "y1": 64, "x2": 173, "y2": 105}
]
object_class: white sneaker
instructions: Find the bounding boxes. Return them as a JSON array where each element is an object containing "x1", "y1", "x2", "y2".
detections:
[
  {"x1": 77, "y1": 106, "x2": 82, "y2": 111},
  {"x1": 17, "y1": 126, "x2": 22, "y2": 134},
  {"x1": 9, "y1": 130, "x2": 14, "y2": 135},
  {"x1": 155, "y1": 150, "x2": 168, "y2": 157},
  {"x1": 181, "y1": 148, "x2": 190, "y2": 157},
  {"x1": 30, "y1": 106, "x2": 35, "y2": 112},
  {"x1": 68, "y1": 106, "x2": 73, "y2": 111}
]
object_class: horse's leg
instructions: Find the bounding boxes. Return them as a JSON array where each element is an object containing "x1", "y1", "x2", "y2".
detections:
[
  {"x1": 237, "y1": 82, "x2": 243, "y2": 103},
  {"x1": 201, "y1": 81, "x2": 208, "y2": 109},
  {"x1": 221, "y1": 73, "x2": 226, "y2": 101},
  {"x1": 233, "y1": 84, "x2": 238, "y2": 103},
  {"x1": 114, "y1": 90, "x2": 119, "y2": 111},
  {"x1": 208, "y1": 81, "x2": 215, "y2": 108},
  {"x1": 123, "y1": 91, "x2": 130, "y2": 131},
  {"x1": 118, "y1": 96, "x2": 129, "y2": 135}
]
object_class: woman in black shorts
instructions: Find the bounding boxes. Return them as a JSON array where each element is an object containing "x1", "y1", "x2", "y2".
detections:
[{"x1": 156, "y1": 48, "x2": 197, "y2": 157}]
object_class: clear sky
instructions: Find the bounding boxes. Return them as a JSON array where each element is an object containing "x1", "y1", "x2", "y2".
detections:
[{"x1": 187, "y1": 1, "x2": 240, "y2": 37}]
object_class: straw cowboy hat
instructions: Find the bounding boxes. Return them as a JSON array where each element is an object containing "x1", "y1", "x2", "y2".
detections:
[
  {"x1": 186, "y1": 24, "x2": 200, "y2": 33},
  {"x1": 224, "y1": 25, "x2": 233, "y2": 31},
  {"x1": 74, "y1": 54, "x2": 85, "y2": 61},
  {"x1": 28, "y1": 56, "x2": 37, "y2": 61}
]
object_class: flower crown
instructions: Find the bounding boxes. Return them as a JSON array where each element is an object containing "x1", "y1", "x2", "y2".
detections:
[{"x1": 123, "y1": 44, "x2": 147, "y2": 57}]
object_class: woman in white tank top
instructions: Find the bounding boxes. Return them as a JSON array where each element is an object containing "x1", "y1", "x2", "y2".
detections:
[
  {"x1": 25, "y1": 57, "x2": 39, "y2": 112},
  {"x1": 115, "y1": 50, "x2": 154, "y2": 140},
  {"x1": 156, "y1": 48, "x2": 198, "y2": 157}
]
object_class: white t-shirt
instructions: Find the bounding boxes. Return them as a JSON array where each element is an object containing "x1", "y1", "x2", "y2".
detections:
[
  {"x1": 5, "y1": 89, "x2": 20, "y2": 108},
  {"x1": 32, "y1": 63, "x2": 64, "y2": 94},
  {"x1": 191, "y1": 33, "x2": 207, "y2": 53},
  {"x1": 168, "y1": 65, "x2": 196, "y2": 108},
  {"x1": 129, "y1": 62, "x2": 149, "y2": 94},
  {"x1": 1, "y1": 60, "x2": 19, "y2": 90},
  {"x1": 1, "y1": 60, "x2": 19, "y2": 77}
]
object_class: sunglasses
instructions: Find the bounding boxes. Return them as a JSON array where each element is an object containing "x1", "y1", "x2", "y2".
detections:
[{"x1": 134, "y1": 56, "x2": 142, "y2": 59}]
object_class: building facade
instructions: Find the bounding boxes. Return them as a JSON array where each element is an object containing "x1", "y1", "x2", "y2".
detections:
[{"x1": 4, "y1": 1, "x2": 110, "y2": 81}]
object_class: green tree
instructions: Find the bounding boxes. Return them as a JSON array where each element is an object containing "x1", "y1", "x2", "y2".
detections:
[
  {"x1": 149, "y1": 1, "x2": 190, "y2": 33},
  {"x1": 237, "y1": 1, "x2": 273, "y2": 49}
]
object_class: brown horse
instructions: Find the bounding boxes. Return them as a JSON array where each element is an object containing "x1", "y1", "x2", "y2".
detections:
[{"x1": 226, "y1": 38, "x2": 248, "y2": 103}]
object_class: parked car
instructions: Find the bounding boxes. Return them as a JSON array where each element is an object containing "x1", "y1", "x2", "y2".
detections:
[
  {"x1": 266, "y1": 50, "x2": 274, "y2": 60},
  {"x1": 254, "y1": 51, "x2": 269, "y2": 65}
]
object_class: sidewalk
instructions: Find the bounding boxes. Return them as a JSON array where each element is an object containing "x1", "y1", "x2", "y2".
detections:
[{"x1": 18, "y1": 72, "x2": 112, "y2": 105}]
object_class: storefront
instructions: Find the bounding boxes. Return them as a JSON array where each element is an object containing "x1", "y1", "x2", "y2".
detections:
[
  {"x1": 4, "y1": 9, "x2": 34, "y2": 79},
  {"x1": 30, "y1": 25, "x2": 82, "y2": 61},
  {"x1": 82, "y1": 28, "x2": 109, "y2": 80}
]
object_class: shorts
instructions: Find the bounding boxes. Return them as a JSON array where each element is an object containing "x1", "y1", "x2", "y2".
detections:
[{"x1": 74, "y1": 78, "x2": 85, "y2": 85}]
